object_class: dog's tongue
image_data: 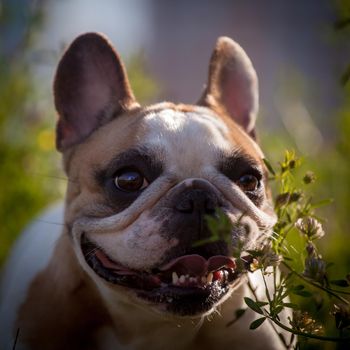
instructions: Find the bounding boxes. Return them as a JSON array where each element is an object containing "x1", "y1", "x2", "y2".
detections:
[
  {"x1": 95, "y1": 250, "x2": 135, "y2": 275},
  {"x1": 159, "y1": 254, "x2": 236, "y2": 276},
  {"x1": 96, "y1": 250, "x2": 235, "y2": 276}
]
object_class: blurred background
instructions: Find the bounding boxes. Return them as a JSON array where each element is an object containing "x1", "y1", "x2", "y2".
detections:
[{"x1": 0, "y1": 0, "x2": 349, "y2": 348}]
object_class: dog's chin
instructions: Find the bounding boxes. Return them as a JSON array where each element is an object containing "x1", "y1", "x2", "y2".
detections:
[{"x1": 81, "y1": 235, "x2": 241, "y2": 316}]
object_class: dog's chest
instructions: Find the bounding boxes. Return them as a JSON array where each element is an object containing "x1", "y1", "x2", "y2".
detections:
[{"x1": 0, "y1": 205, "x2": 64, "y2": 349}]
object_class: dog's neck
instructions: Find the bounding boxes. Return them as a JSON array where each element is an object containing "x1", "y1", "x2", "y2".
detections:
[{"x1": 96, "y1": 276, "x2": 248, "y2": 350}]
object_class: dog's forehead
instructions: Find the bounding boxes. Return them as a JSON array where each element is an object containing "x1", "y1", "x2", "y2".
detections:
[
  {"x1": 67, "y1": 104, "x2": 263, "y2": 179},
  {"x1": 140, "y1": 108, "x2": 230, "y2": 172},
  {"x1": 143, "y1": 108, "x2": 231, "y2": 149},
  {"x1": 139, "y1": 107, "x2": 262, "y2": 173}
]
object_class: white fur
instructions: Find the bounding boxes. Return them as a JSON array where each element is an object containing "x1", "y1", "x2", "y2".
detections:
[
  {"x1": 0, "y1": 204, "x2": 64, "y2": 349},
  {"x1": 86, "y1": 210, "x2": 178, "y2": 271},
  {"x1": 73, "y1": 108, "x2": 275, "y2": 279},
  {"x1": 142, "y1": 108, "x2": 232, "y2": 177}
]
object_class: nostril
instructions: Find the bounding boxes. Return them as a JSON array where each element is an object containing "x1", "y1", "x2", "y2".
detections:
[
  {"x1": 204, "y1": 198, "x2": 216, "y2": 215},
  {"x1": 174, "y1": 189, "x2": 219, "y2": 215},
  {"x1": 175, "y1": 198, "x2": 194, "y2": 213}
]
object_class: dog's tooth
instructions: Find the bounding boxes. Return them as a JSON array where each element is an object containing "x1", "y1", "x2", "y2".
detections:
[
  {"x1": 223, "y1": 270, "x2": 228, "y2": 282},
  {"x1": 179, "y1": 275, "x2": 186, "y2": 284},
  {"x1": 167, "y1": 297, "x2": 173, "y2": 303},
  {"x1": 189, "y1": 277, "x2": 195, "y2": 283},
  {"x1": 207, "y1": 272, "x2": 213, "y2": 283},
  {"x1": 172, "y1": 271, "x2": 179, "y2": 285},
  {"x1": 201, "y1": 276, "x2": 207, "y2": 284}
]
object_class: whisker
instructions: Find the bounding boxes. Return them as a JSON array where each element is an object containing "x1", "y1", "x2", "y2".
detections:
[
  {"x1": 34, "y1": 219, "x2": 64, "y2": 226},
  {"x1": 85, "y1": 247, "x2": 99, "y2": 261},
  {"x1": 30, "y1": 172, "x2": 77, "y2": 183}
]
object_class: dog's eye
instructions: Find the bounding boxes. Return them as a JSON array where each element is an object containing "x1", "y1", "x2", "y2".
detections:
[
  {"x1": 237, "y1": 174, "x2": 260, "y2": 192},
  {"x1": 114, "y1": 169, "x2": 148, "y2": 192}
]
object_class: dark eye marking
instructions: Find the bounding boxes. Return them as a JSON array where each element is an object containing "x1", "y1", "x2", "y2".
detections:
[
  {"x1": 219, "y1": 153, "x2": 265, "y2": 205},
  {"x1": 96, "y1": 148, "x2": 163, "y2": 184},
  {"x1": 94, "y1": 148, "x2": 163, "y2": 211}
]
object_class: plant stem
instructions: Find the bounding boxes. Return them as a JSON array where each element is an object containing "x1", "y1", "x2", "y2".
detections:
[
  {"x1": 247, "y1": 277, "x2": 289, "y2": 349},
  {"x1": 248, "y1": 271, "x2": 350, "y2": 344},
  {"x1": 261, "y1": 269, "x2": 272, "y2": 303},
  {"x1": 327, "y1": 289, "x2": 350, "y2": 296},
  {"x1": 282, "y1": 262, "x2": 349, "y2": 305},
  {"x1": 267, "y1": 315, "x2": 350, "y2": 343}
]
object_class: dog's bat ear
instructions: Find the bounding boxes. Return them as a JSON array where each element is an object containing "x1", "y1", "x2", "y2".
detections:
[
  {"x1": 54, "y1": 32, "x2": 139, "y2": 151},
  {"x1": 199, "y1": 37, "x2": 258, "y2": 137}
]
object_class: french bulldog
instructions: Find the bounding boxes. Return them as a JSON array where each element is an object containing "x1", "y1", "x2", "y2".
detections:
[{"x1": 0, "y1": 33, "x2": 291, "y2": 349}]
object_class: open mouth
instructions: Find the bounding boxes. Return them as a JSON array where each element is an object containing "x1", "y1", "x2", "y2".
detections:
[{"x1": 81, "y1": 235, "x2": 241, "y2": 316}]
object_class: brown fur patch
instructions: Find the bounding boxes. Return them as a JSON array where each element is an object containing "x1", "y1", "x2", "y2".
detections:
[
  {"x1": 54, "y1": 33, "x2": 139, "y2": 151},
  {"x1": 16, "y1": 234, "x2": 116, "y2": 350},
  {"x1": 7, "y1": 33, "x2": 285, "y2": 350},
  {"x1": 199, "y1": 37, "x2": 258, "y2": 135}
]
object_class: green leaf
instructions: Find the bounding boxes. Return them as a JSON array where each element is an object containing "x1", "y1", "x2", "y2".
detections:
[
  {"x1": 310, "y1": 198, "x2": 333, "y2": 209},
  {"x1": 292, "y1": 290, "x2": 312, "y2": 297},
  {"x1": 263, "y1": 158, "x2": 276, "y2": 176},
  {"x1": 282, "y1": 303, "x2": 298, "y2": 309},
  {"x1": 330, "y1": 279, "x2": 350, "y2": 287},
  {"x1": 286, "y1": 212, "x2": 292, "y2": 223},
  {"x1": 326, "y1": 262, "x2": 335, "y2": 269},
  {"x1": 341, "y1": 63, "x2": 350, "y2": 86},
  {"x1": 192, "y1": 235, "x2": 219, "y2": 247},
  {"x1": 249, "y1": 317, "x2": 266, "y2": 330},
  {"x1": 292, "y1": 285, "x2": 305, "y2": 291},
  {"x1": 273, "y1": 306, "x2": 284, "y2": 315},
  {"x1": 244, "y1": 297, "x2": 264, "y2": 315},
  {"x1": 255, "y1": 301, "x2": 269, "y2": 307}
]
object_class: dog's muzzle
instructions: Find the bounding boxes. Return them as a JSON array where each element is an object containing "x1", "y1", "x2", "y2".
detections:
[
  {"x1": 81, "y1": 234, "x2": 241, "y2": 316},
  {"x1": 77, "y1": 176, "x2": 275, "y2": 316}
]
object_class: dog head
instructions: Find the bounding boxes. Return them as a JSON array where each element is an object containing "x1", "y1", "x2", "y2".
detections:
[{"x1": 54, "y1": 33, "x2": 276, "y2": 317}]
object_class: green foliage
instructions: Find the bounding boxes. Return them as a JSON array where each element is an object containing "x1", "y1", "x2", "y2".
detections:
[
  {"x1": 250, "y1": 317, "x2": 266, "y2": 330},
  {"x1": 0, "y1": 3, "x2": 62, "y2": 264},
  {"x1": 127, "y1": 53, "x2": 159, "y2": 103},
  {"x1": 264, "y1": 152, "x2": 350, "y2": 346},
  {"x1": 193, "y1": 209, "x2": 233, "y2": 247},
  {"x1": 206, "y1": 151, "x2": 350, "y2": 348}
]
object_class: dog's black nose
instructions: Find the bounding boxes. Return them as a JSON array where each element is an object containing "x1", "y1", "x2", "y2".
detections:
[{"x1": 175, "y1": 189, "x2": 218, "y2": 215}]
